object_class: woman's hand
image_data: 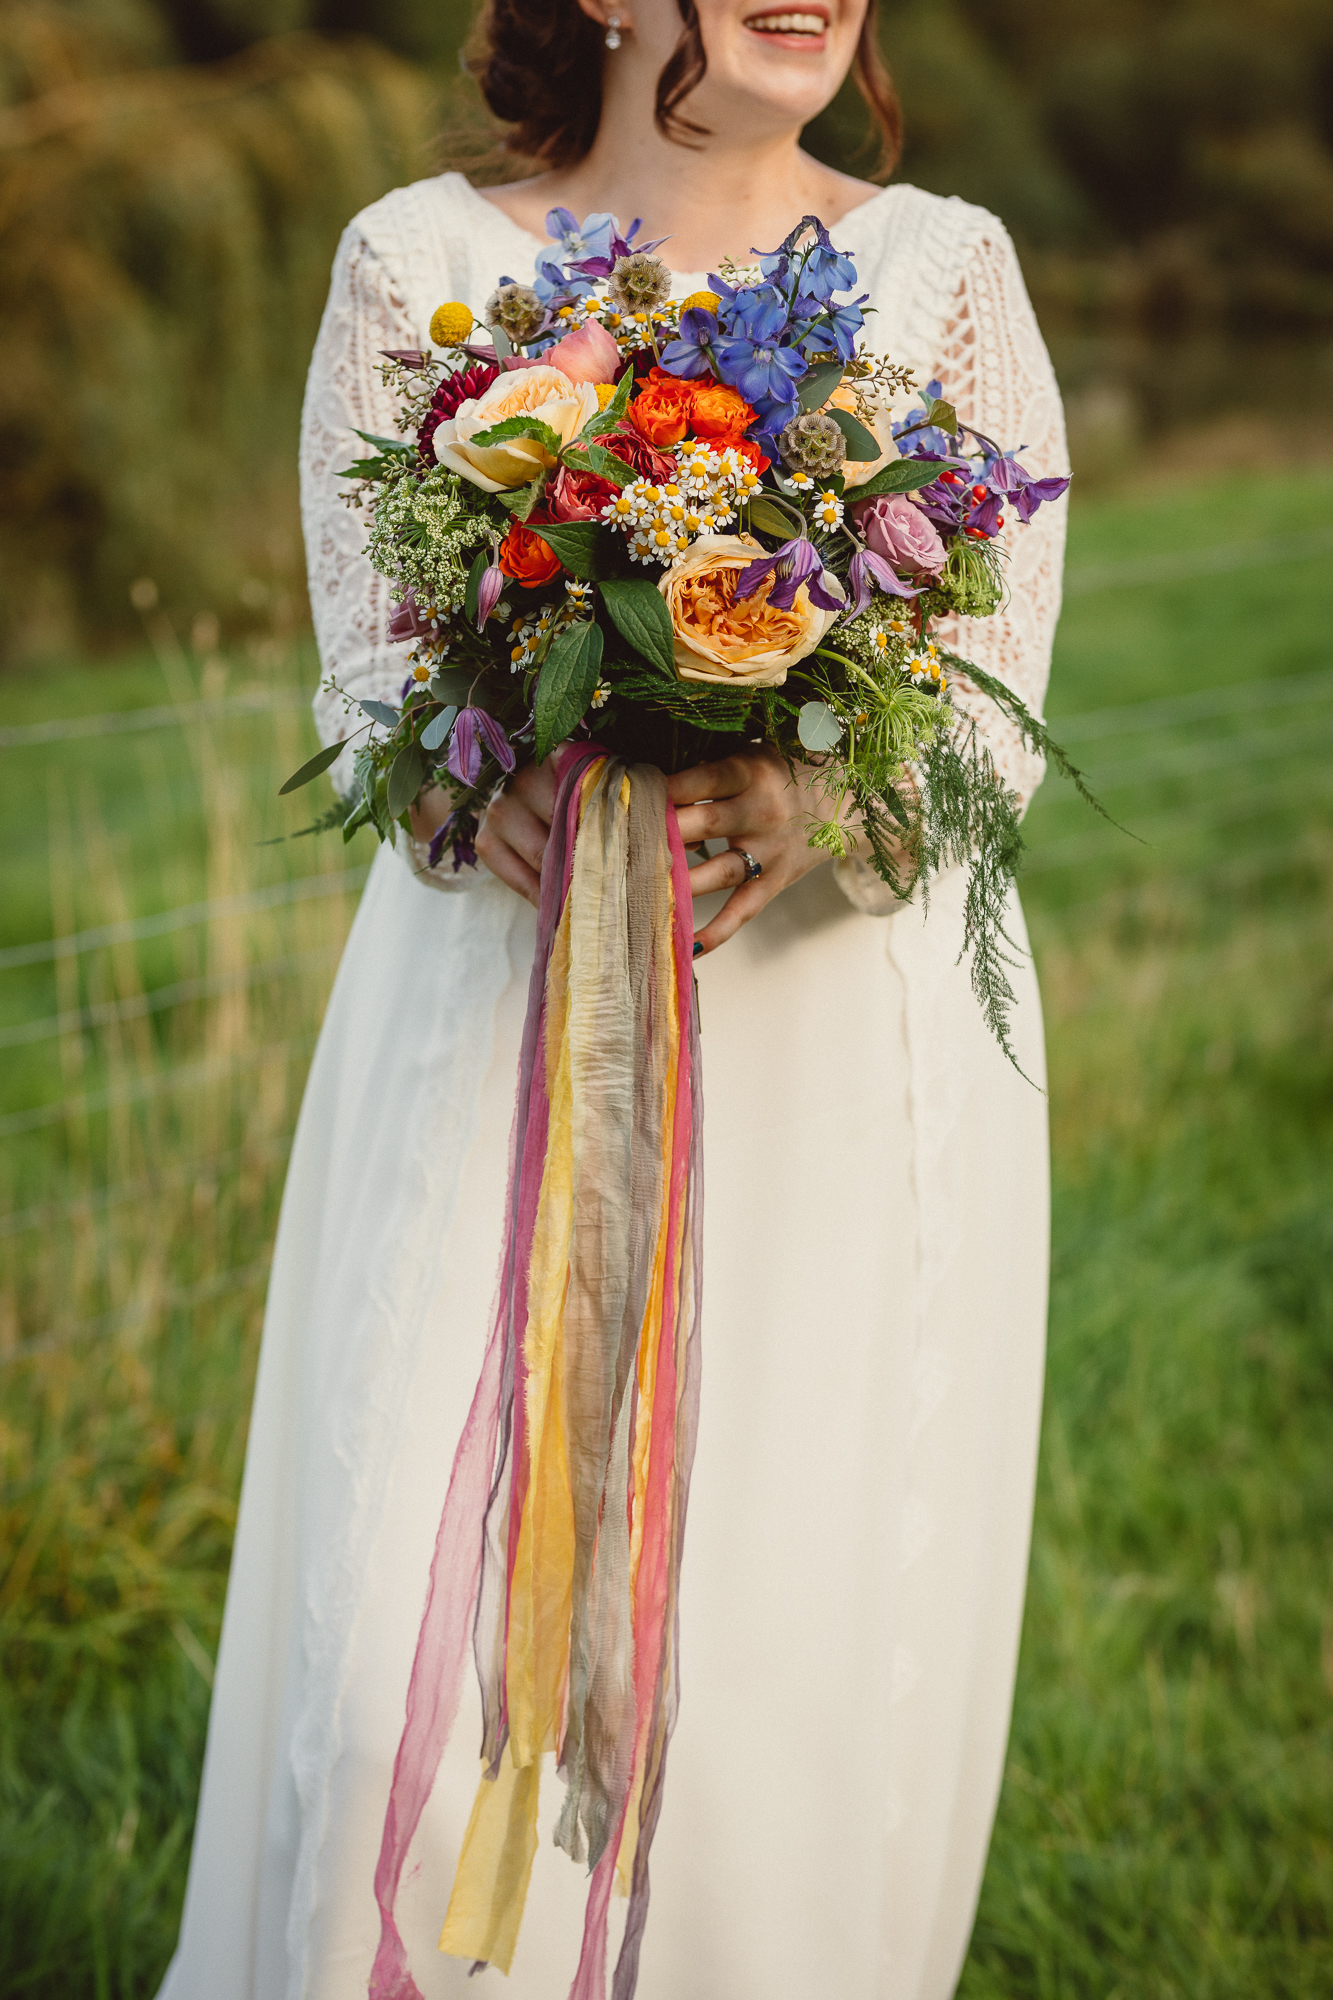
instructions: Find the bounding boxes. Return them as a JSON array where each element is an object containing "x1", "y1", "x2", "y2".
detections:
[
  {"x1": 668, "y1": 746, "x2": 849, "y2": 956},
  {"x1": 410, "y1": 762, "x2": 559, "y2": 906}
]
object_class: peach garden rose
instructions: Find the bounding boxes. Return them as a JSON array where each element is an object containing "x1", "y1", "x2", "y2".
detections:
[
  {"x1": 433, "y1": 365, "x2": 600, "y2": 492},
  {"x1": 658, "y1": 535, "x2": 840, "y2": 689}
]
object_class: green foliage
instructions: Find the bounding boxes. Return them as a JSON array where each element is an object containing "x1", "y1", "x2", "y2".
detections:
[{"x1": 533, "y1": 618, "x2": 602, "y2": 763}]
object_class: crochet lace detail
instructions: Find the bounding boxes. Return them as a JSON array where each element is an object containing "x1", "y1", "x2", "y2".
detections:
[{"x1": 298, "y1": 177, "x2": 1068, "y2": 902}]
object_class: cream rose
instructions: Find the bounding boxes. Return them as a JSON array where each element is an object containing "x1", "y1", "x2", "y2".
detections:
[
  {"x1": 433, "y1": 365, "x2": 599, "y2": 492},
  {"x1": 829, "y1": 382, "x2": 897, "y2": 489},
  {"x1": 659, "y1": 535, "x2": 839, "y2": 690}
]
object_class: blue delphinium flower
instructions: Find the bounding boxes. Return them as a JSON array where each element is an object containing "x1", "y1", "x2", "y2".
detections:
[
  {"x1": 715, "y1": 285, "x2": 806, "y2": 408},
  {"x1": 659, "y1": 307, "x2": 722, "y2": 380},
  {"x1": 545, "y1": 207, "x2": 617, "y2": 265}
]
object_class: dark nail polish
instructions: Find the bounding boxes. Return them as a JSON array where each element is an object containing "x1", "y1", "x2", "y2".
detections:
[{"x1": 692, "y1": 941, "x2": 703, "y2": 958}]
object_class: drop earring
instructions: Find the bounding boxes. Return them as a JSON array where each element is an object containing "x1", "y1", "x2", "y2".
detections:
[{"x1": 605, "y1": 13, "x2": 623, "y2": 48}]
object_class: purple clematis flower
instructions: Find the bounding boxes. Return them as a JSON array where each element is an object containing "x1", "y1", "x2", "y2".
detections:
[
  {"x1": 380, "y1": 347, "x2": 429, "y2": 370},
  {"x1": 475, "y1": 563, "x2": 505, "y2": 630},
  {"x1": 981, "y1": 451, "x2": 1070, "y2": 522},
  {"x1": 659, "y1": 306, "x2": 722, "y2": 379},
  {"x1": 447, "y1": 705, "x2": 516, "y2": 787},
  {"x1": 734, "y1": 536, "x2": 845, "y2": 613},
  {"x1": 845, "y1": 549, "x2": 927, "y2": 619}
]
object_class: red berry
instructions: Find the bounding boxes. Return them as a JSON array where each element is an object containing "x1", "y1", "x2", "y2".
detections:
[{"x1": 971, "y1": 483, "x2": 986, "y2": 499}]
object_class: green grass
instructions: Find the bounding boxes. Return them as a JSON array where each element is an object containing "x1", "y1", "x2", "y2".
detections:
[{"x1": 1, "y1": 465, "x2": 1332, "y2": 1995}]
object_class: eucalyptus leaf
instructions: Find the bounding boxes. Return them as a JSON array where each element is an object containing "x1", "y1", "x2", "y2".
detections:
[
  {"x1": 463, "y1": 549, "x2": 487, "y2": 625},
  {"x1": 420, "y1": 705, "x2": 458, "y2": 752},
  {"x1": 387, "y1": 741, "x2": 425, "y2": 820},
  {"x1": 469, "y1": 414, "x2": 562, "y2": 456},
  {"x1": 278, "y1": 739, "x2": 345, "y2": 795},
  {"x1": 535, "y1": 520, "x2": 611, "y2": 579},
  {"x1": 358, "y1": 697, "x2": 401, "y2": 727},
  {"x1": 490, "y1": 323, "x2": 512, "y2": 362},
  {"x1": 852, "y1": 458, "x2": 941, "y2": 499},
  {"x1": 600, "y1": 577, "x2": 675, "y2": 675},
  {"x1": 535, "y1": 621, "x2": 604, "y2": 763},
  {"x1": 826, "y1": 405, "x2": 881, "y2": 461},
  {"x1": 797, "y1": 700, "x2": 844, "y2": 753},
  {"x1": 797, "y1": 361, "x2": 845, "y2": 413}
]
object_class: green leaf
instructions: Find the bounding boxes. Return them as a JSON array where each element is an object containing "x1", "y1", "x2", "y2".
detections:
[
  {"x1": 926, "y1": 398, "x2": 958, "y2": 434},
  {"x1": 583, "y1": 369, "x2": 634, "y2": 439},
  {"x1": 352, "y1": 429, "x2": 412, "y2": 454},
  {"x1": 278, "y1": 739, "x2": 345, "y2": 794},
  {"x1": 561, "y1": 443, "x2": 637, "y2": 488},
  {"x1": 534, "y1": 520, "x2": 612, "y2": 579},
  {"x1": 463, "y1": 550, "x2": 488, "y2": 625},
  {"x1": 342, "y1": 793, "x2": 373, "y2": 841},
  {"x1": 490, "y1": 323, "x2": 513, "y2": 362},
  {"x1": 387, "y1": 741, "x2": 425, "y2": 820},
  {"x1": 420, "y1": 704, "x2": 457, "y2": 752},
  {"x1": 504, "y1": 474, "x2": 547, "y2": 523},
  {"x1": 535, "y1": 621, "x2": 603, "y2": 762},
  {"x1": 852, "y1": 458, "x2": 941, "y2": 499},
  {"x1": 797, "y1": 700, "x2": 844, "y2": 753},
  {"x1": 469, "y1": 414, "x2": 563, "y2": 456},
  {"x1": 600, "y1": 578, "x2": 674, "y2": 675},
  {"x1": 797, "y1": 361, "x2": 845, "y2": 413},
  {"x1": 826, "y1": 405, "x2": 881, "y2": 461},
  {"x1": 339, "y1": 455, "x2": 400, "y2": 480},
  {"x1": 746, "y1": 495, "x2": 803, "y2": 541},
  {"x1": 358, "y1": 697, "x2": 401, "y2": 726},
  {"x1": 429, "y1": 668, "x2": 474, "y2": 706}
]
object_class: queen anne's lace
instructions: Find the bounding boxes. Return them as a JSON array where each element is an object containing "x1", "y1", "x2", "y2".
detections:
[{"x1": 299, "y1": 174, "x2": 1068, "y2": 899}]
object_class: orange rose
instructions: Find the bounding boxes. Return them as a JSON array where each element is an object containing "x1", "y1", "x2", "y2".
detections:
[
  {"x1": 688, "y1": 380, "x2": 755, "y2": 441},
  {"x1": 499, "y1": 519, "x2": 561, "y2": 589},
  {"x1": 629, "y1": 367, "x2": 696, "y2": 448}
]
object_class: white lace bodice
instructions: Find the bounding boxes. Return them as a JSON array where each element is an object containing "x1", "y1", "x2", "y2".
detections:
[{"x1": 298, "y1": 172, "x2": 1068, "y2": 890}]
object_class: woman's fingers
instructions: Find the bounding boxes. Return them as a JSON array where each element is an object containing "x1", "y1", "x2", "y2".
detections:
[
  {"x1": 686, "y1": 845, "x2": 762, "y2": 898},
  {"x1": 666, "y1": 756, "x2": 750, "y2": 808},
  {"x1": 511, "y1": 757, "x2": 559, "y2": 825},
  {"x1": 485, "y1": 792, "x2": 552, "y2": 874},
  {"x1": 475, "y1": 817, "x2": 541, "y2": 906},
  {"x1": 692, "y1": 878, "x2": 772, "y2": 955}
]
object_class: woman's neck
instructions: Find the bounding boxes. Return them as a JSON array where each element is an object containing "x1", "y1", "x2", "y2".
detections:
[{"x1": 480, "y1": 116, "x2": 880, "y2": 276}]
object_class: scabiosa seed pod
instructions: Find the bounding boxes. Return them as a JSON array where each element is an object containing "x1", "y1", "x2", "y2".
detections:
[
  {"x1": 778, "y1": 410, "x2": 846, "y2": 480},
  {"x1": 484, "y1": 282, "x2": 545, "y2": 344},
  {"x1": 606, "y1": 253, "x2": 672, "y2": 314}
]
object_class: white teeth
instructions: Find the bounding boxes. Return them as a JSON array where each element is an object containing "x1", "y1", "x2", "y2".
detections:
[{"x1": 745, "y1": 12, "x2": 826, "y2": 32}]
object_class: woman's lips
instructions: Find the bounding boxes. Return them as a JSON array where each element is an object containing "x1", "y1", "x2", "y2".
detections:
[{"x1": 742, "y1": 10, "x2": 830, "y2": 50}]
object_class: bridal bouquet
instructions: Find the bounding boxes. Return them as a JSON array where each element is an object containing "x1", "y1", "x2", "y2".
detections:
[
  {"x1": 287, "y1": 207, "x2": 1088, "y2": 1059},
  {"x1": 314, "y1": 214, "x2": 1093, "y2": 2000}
]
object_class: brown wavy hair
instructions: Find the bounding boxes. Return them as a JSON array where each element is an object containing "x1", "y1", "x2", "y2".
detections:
[{"x1": 466, "y1": 0, "x2": 902, "y2": 179}]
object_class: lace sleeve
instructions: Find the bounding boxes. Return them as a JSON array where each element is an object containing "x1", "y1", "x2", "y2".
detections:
[
  {"x1": 928, "y1": 224, "x2": 1070, "y2": 812},
  {"x1": 298, "y1": 226, "x2": 416, "y2": 796}
]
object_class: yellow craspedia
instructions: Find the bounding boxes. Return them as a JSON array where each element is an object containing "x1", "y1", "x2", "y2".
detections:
[
  {"x1": 595, "y1": 382, "x2": 619, "y2": 409},
  {"x1": 429, "y1": 300, "x2": 474, "y2": 346},
  {"x1": 680, "y1": 290, "x2": 721, "y2": 316}
]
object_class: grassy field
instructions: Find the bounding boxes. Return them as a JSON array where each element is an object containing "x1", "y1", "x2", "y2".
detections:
[{"x1": 1, "y1": 464, "x2": 1331, "y2": 1995}]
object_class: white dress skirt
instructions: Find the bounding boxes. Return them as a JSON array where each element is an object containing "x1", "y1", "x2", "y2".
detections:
[{"x1": 158, "y1": 172, "x2": 1068, "y2": 2000}]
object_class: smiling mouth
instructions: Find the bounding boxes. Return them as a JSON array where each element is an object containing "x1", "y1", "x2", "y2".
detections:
[{"x1": 742, "y1": 11, "x2": 829, "y2": 39}]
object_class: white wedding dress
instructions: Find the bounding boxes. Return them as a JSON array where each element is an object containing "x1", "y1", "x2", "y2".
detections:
[{"x1": 159, "y1": 171, "x2": 1067, "y2": 2000}]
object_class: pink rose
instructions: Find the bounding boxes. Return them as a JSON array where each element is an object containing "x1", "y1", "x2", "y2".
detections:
[
  {"x1": 504, "y1": 319, "x2": 622, "y2": 386},
  {"x1": 852, "y1": 493, "x2": 946, "y2": 578},
  {"x1": 547, "y1": 463, "x2": 618, "y2": 522}
]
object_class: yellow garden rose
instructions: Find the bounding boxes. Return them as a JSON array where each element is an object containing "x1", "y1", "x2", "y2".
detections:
[
  {"x1": 432, "y1": 365, "x2": 599, "y2": 492},
  {"x1": 658, "y1": 535, "x2": 840, "y2": 690},
  {"x1": 829, "y1": 382, "x2": 897, "y2": 488}
]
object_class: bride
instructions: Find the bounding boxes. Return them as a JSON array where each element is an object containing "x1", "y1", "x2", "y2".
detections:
[{"x1": 159, "y1": 0, "x2": 1067, "y2": 1994}]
